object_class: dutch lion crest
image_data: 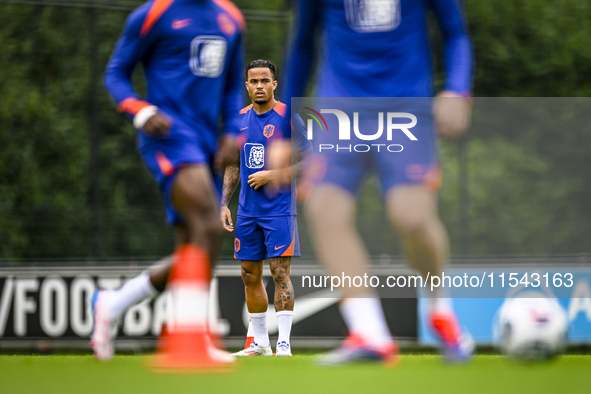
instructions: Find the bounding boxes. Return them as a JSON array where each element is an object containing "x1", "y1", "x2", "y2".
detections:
[{"x1": 245, "y1": 143, "x2": 265, "y2": 169}]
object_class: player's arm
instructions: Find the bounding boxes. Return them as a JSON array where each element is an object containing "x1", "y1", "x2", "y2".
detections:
[
  {"x1": 247, "y1": 148, "x2": 310, "y2": 190},
  {"x1": 215, "y1": 23, "x2": 246, "y2": 171},
  {"x1": 278, "y1": 0, "x2": 320, "y2": 136},
  {"x1": 220, "y1": 163, "x2": 240, "y2": 232},
  {"x1": 249, "y1": 114, "x2": 312, "y2": 190},
  {"x1": 281, "y1": 0, "x2": 319, "y2": 97},
  {"x1": 430, "y1": 0, "x2": 474, "y2": 139},
  {"x1": 266, "y1": 0, "x2": 318, "y2": 189},
  {"x1": 103, "y1": 8, "x2": 171, "y2": 137}
]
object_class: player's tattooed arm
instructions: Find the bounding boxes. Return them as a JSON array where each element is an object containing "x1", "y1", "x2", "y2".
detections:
[
  {"x1": 270, "y1": 257, "x2": 294, "y2": 311},
  {"x1": 220, "y1": 164, "x2": 240, "y2": 232},
  {"x1": 221, "y1": 164, "x2": 240, "y2": 206}
]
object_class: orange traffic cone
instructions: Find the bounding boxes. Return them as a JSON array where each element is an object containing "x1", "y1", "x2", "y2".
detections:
[
  {"x1": 244, "y1": 319, "x2": 254, "y2": 349},
  {"x1": 152, "y1": 244, "x2": 226, "y2": 370}
]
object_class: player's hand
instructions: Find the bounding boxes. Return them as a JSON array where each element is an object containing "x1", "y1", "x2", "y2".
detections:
[
  {"x1": 433, "y1": 91, "x2": 472, "y2": 140},
  {"x1": 143, "y1": 112, "x2": 172, "y2": 137},
  {"x1": 220, "y1": 205, "x2": 234, "y2": 232},
  {"x1": 266, "y1": 139, "x2": 292, "y2": 192},
  {"x1": 248, "y1": 170, "x2": 274, "y2": 190},
  {"x1": 215, "y1": 135, "x2": 240, "y2": 172}
]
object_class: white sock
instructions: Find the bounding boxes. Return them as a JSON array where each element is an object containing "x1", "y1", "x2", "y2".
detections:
[
  {"x1": 428, "y1": 297, "x2": 453, "y2": 315},
  {"x1": 426, "y1": 286, "x2": 453, "y2": 315},
  {"x1": 340, "y1": 297, "x2": 393, "y2": 347},
  {"x1": 276, "y1": 310, "x2": 293, "y2": 345},
  {"x1": 249, "y1": 312, "x2": 270, "y2": 348},
  {"x1": 104, "y1": 272, "x2": 158, "y2": 319}
]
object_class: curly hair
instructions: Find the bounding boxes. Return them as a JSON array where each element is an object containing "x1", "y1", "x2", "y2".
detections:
[{"x1": 246, "y1": 59, "x2": 277, "y2": 80}]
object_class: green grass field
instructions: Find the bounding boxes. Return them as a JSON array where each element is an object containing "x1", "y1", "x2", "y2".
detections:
[{"x1": 1, "y1": 354, "x2": 590, "y2": 394}]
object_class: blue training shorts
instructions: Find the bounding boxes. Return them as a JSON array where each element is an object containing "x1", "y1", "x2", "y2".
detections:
[
  {"x1": 234, "y1": 215, "x2": 300, "y2": 260},
  {"x1": 302, "y1": 106, "x2": 441, "y2": 195},
  {"x1": 139, "y1": 136, "x2": 221, "y2": 226}
]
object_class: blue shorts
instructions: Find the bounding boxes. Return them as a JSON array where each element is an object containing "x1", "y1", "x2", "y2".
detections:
[
  {"x1": 234, "y1": 215, "x2": 300, "y2": 260},
  {"x1": 302, "y1": 106, "x2": 440, "y2": 195},
  {"x1": 140, "y1": 136, "x2": 221, "y2": 226}
]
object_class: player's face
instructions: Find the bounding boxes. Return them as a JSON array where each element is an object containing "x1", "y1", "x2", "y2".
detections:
[{"x1": 246, "y1": 68, "x2": 277, "y2": 104}]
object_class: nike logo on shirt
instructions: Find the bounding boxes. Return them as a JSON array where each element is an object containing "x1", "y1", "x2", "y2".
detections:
[{"x1": 172, "y1": 19, "x2": 192, "y2": 29}]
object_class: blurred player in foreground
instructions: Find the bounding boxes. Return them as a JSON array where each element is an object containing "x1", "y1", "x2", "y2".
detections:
[
  {"x1": 221, "y1": 60, "x2": 311, "y2": 356},
  {"x1": 91, "y1": 0, "x2": 245, "y2": 362},
  {"x1": 276, "y1": 0, "x2": 474, "y2": 364}
]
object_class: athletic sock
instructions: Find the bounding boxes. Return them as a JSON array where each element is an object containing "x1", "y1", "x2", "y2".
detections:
[
  {"x1": 340, "y1": 297, "x2": 393, "y2": 348},
  {"x1": 249, "y1": 312, "x2": 270, "y2": 348},
  {"x1": 426, "y1": 286, "x2": 453, "y2": 315},
  {"x1": 276, "y1": 310, "x2": 293, "y2": 346},
  {"x1": 103, "y1": 271, "x2": 158, "y2": 320},
  {"x1": 428, "y1": 297, "x2": 453, "y2": 315}
]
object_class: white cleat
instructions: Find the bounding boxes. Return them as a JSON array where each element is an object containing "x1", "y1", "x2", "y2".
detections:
[
  {"x1": 89, "y1": 290, "x2": 115, "y2": 361},
  {"x1": 231, "y1": 342, "x2": 273, "y2": 356},
  {"x1": 275, "y1": 341, "x2": 292, "y2": 356}
]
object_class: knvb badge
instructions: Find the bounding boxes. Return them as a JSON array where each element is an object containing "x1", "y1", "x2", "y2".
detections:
[
  {"x1": 345, "y1": 0, "x2": 401, "y2": 33},
  {"x1": 263, "y1": 124, "x2": 275, "y2": 138}
]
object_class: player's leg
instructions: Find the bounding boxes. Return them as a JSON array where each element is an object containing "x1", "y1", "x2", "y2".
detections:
[
  {"x1": 370, "y1": 100, "x2": 472, "y2": 361},
  {"x1": 386, "y1": 185, "x2": 447, "y2": 288},
  {"x1": 385, "y1": 184, "x2": 473, "y2": 362},
  {"x1": 90, "y1": 171, "x2": 218, "y2": 361},
  {"x1": 262, "y1": 214, "x2": 299, "y2": 356},
  {"x1": 166, "y1": 164, "x2": 236, "y2": 363},
  {"x1": 93, "y1": 215, "x2": 188, "y2": 313},
  {"x1": 90, "y1": 255, "x2": 167, "y2": 361},
  {"x1": 145, "y1": 226, "x2": 190, "y2": 291},
  {"x1": 92, "y1": 165, "x2": 224, "y2": 360},
  {"x1": 93, "y1": 237, "x2": 180, "y2": 322},
  {"x1": 90, "y1": 227, "x2": 187, "y2": 360},
  {"x1": 231, "y1": 217, "x2": 272, "y2": 356},
  {"x1": 231, "y1": 259, "x2": 273, "y2": 356},
  {"x1": 269, "y1": 256, "x2": 293, "y2": 356},
  {"x1": 170, "y1": 164, "x2": 222, "y2": 257},
  {"x1": 306, "y1": 186, "x2": 369, "y2": 297},
  {"x1": 305, "y1": 185, "x2": 396, "y2": 364},
  {"x1": 92, "y1": 136, "x2": 225, "y2": 361},
  {"x1": 242, "y1": 260, "x2": 267, "y2": 314}
]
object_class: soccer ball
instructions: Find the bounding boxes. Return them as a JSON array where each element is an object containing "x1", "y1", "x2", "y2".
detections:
[{"x1": 494, "y1": 295, "x2": 568, "y2": 361}]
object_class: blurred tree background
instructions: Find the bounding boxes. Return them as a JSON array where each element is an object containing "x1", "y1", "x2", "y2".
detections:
[{"x1": 0, "y1": 0, "x2": 589, "y2": 262}]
